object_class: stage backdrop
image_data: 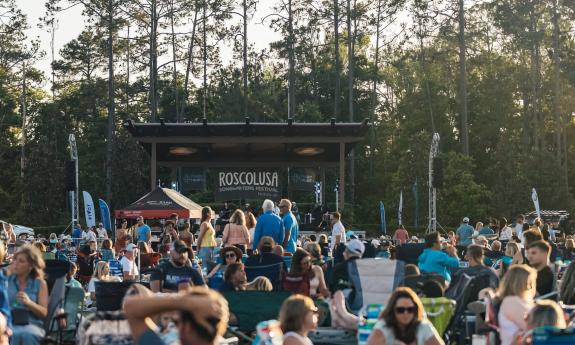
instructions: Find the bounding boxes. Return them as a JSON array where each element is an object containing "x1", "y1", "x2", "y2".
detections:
[{"x1": 215, "y1": 169, "x2": 282, "y2": 201}]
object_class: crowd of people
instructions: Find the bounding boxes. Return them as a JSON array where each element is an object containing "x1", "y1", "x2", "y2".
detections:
[{"x1": 1, "y1": 206, "x2": 575, "y2": 345}]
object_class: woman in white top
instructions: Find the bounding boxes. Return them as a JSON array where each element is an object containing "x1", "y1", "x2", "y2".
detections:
[
  {"x1": 497, "y1": 264, "x2": 536, "y2": 345},
  {"x1": 279, "y1": 294, "x2": 318, "y2": 345},
  {"x1": 245, "y1": 212, "x2": 257, "y2": 249},
  {"x1": 366, "y1": 287, "x2": 444, "y2": 345},
  {"x1": 87, "y1": 261, "x2": 111, "y2": 306}
]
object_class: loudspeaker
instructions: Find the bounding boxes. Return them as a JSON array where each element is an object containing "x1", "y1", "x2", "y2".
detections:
[
  {"x1": 432, "y1": 157, "x2": 443, "y2": 188},
  {"x1": 65, "y1": 161, "x2": 76, "y2": 191}
]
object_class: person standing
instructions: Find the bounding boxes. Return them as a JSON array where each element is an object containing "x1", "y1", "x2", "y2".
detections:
[
  {"x1": 515, "y1": 214, "x2": 525, "y2": 240},
  {"x1": 499, "y1": 218, "x2": 513, "y2": 241},
  {"x1": 136, "y1": 216, "x2": 151, "y2": 246},
  {"x1": 222, "y1": 209, "x2": 251, "y2": 253},
  {"x1": 71, "y1": 223, "x2": 83, "y2": 246},
  {"x1": 252, "y1": 200, "x2": 284, "y2": 251},
  {"x1": 96, "y1": 223, "x2": 108, "y2": 239},
  {"x1": 456, "y1": 217, "x2": 474, "y2": 251},
  {"x1": 279, "y1": 199, "x2": 299, "y2": 253},
  {"x1": 197, "y1": 207, "x2": 217, "y2": 264},
  {"x1": 393, "y1": 225, "x2": 409, "y2": 245},
  {"x1": 330, "y1": 212, "x2": 346, "y2": 252},
  {"x1": 115, "y1": 219, "x2": 130, "y2": 253}
]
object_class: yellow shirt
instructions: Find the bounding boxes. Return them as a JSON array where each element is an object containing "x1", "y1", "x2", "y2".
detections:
[{"x1": 200, "y1": 222, "x2": 217, "y2": 247}]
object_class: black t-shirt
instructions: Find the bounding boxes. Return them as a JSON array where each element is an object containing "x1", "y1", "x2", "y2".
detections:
[
  {"x1": 138, "y1": 328, "x2": 166, "y2": 345},
  {"x1": 150, "y1": 260, "x2": 205, "y2": 291},
  {"x1": 536, "y1": 265, "x2": 554, "y2": 297}
]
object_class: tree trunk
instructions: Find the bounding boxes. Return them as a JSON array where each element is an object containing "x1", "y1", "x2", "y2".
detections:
[
  {"x1": 458, "y1": 0, "x2": 469, "y2": 156},
  {"x1": 171, "y1": 0, "x2": 180, "y2": 122},
  {"x1": 202, "y1": 0, "x2": 207, "y2": 119},
  {"x1": 369, "y1": 0, "x2": 381, "y2": 177},
  {"x1": 150, "y1": 0, "x2": 158, "y2": 122},
  {"x1": 105, "y1": 0, "x2": 115, "y2": 205},
  {"x1": 181, "y1": 9, "x2": 199, "y2": 118},
  {"x1": 334, "y1": 0, "x2": 340, "y2": 120},
  {"x1": 287, "y1": 0, "x2": 295, "y2": 119},
  {"x1": 126, "y1": 24, "x2": 130, "y2": 114},
  {"x1": 552, "y1": 0, "x2": 563, "y2": 174},
  {"x1": 21, "y1": 62, "x2": 26, "y2": 180},
  {"x1": 347, "y1": 0, "x2": 355, "y2": 207},
  {"x1": 243, "y1": 0, "x2": 248, "y2": 119}
]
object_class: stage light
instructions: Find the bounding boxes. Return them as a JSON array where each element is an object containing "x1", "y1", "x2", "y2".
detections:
[
  {"x1": 294, "y1": 146, "x2": 325, "y2": 156},
  {"x1": 169, "y1": 147, "x2": 197, "y2": 155}
]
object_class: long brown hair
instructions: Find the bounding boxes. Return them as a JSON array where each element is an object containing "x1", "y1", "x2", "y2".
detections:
[
  {"x1": 289, "y1": 249, "x2": 315, "y2": 279},
  {"x1": 14, "y1": 244, "x2": 46, "y2": 280},
  {"x1": 380, "y1": 287, "x2": 424, "y2": 344},
  {"x1": 201, "y1": 207, "x2": 213, "y2": 223}
]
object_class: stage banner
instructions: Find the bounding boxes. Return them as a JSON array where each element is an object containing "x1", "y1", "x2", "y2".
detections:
[
  {"x1": 380, "y1": 201, "x2": 387, "y2": 234},
  {"x1": 532, "y1": 188, "x2": 541, "y2": 219},
  {"x1": 398, "y1": 190, "x2": 403, "y2": 226},
  {"x1": 98, "y1": 199, "x2": 112, "y2": 231},
  {"x1": 82, "y1": 191, "x2": 96, "y2": 228},
  {"x1": 215, "y1": 169, "x2": 282, "y2": 201},
  {"x1": 291, "y1": 168, "x2": 317, "y2": 191}
]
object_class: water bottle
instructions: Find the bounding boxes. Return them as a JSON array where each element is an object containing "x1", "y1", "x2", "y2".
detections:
[{"x1": 252, "y1": 320, "x2": 283, "y2": 345}]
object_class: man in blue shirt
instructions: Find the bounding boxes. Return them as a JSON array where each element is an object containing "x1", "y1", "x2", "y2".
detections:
[
  {"x1": 136, "y1": 216, "x2": 151, "y2": 244},
  {"x1": 279, "y1": 199, "x2": 298, "y2": 253},
  {"x1": 456, "y1": 217, "x2": 474, "y2": 247},
  {"x1": 71, "y1": 223, "x2": 82, "y2": 246},
  {"x1": 252, "y1": 199, "x2": 284, "y2": 251}
]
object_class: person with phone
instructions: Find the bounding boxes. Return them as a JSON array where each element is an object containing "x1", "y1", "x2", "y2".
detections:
[{"x1": 7, "y1": 244, "x2": 48, "y2": 345}]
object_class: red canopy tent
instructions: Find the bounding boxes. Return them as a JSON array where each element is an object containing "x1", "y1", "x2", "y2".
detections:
[{"x1": 114, "y1": 187, "x2": 203, "y2": 219}]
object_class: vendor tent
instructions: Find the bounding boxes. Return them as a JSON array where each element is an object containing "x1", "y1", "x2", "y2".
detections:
[{"x1": 114, "y1": 187, "x2": 203, "y2": 219}]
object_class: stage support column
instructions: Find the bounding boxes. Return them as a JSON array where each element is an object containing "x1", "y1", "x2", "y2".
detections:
[
  {"x1": 151, "y1": 142, "x2": 157, "y2": 190},
  {"x1": 339, "y1": 142, "x2": 345, "y2": 211},
  {"x1": 320, "y1": 167, "x2": 326, "y2": 207}
]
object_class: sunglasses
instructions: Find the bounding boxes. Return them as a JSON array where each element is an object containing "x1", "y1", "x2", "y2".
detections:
[
  {"x1": 395, "y1": 307, "x2": 416, "y2": 314},
  {"x1": 225, "y1": 253, "x2": 237, "y2": 258}
]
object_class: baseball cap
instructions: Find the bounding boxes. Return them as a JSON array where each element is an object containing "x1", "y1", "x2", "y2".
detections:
[
  {"x1": 463, "y1": 217, "x2": 470, "y2": 223},
  {"x1": 171, "y1": 240, "x2": 188, "y2": 254},
  {"x1": 345, "y1": 239, "x2": 365, "y2": 256},
  {"x1": 125, "y1": 243, "x2": 137, "y2": 252}
]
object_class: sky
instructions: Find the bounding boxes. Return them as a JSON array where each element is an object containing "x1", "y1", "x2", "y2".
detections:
[{"x1": 15, "y1": 0, "x2": 281, "y2": 89}]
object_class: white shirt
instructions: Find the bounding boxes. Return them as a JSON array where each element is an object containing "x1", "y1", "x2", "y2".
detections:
[
  {"x1": 373, "y1": 318, "x2": 440, "y2": 345},
  {"x1": 331, "y1": 221, "x2": 346, "y2": 250},
  {"x1": 85, "y1": 231, "x2": 97, "y2": 244},
  {"x1": 120, "y1": 256, "x2": 139, "y2": 277},
  {"x1": 515, "y1": 223, "x2": 523, "y2": 240},
  {"x1": 96, "y1": 227, "x2": 108, "y2": 239},
  {"x1": 499, "y1": 226, "x2": 513, "y2": 241}
]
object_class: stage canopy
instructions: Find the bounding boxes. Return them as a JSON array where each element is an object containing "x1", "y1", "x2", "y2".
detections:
[{"x1": 114, "y1": 187, "x2": 203, "y2": 219}]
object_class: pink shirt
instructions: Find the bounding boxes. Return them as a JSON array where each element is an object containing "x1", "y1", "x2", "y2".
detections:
[{"x1": 394, "y1": 228, "x2": 409, "y2": 244}]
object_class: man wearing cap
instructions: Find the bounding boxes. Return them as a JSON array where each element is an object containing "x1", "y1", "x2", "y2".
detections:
[
  {"x1": 456, "y1": 217, "x2": 474, "y2": 250},
  {"x1": 150, "y1": 240, "x2": 205, "y2": 293},
  {"x1": 252, "y1": 200, "x2": 284, "y2": 251},
  {"x1": 279, "y1": 199, "x2": 298, "y2": 253},
  {"x1": 330, "y1": 239, "x2": 365, "y2": 294},
  {"x1": 120, "y1": 244, "x2": 140, "y2": 281}
]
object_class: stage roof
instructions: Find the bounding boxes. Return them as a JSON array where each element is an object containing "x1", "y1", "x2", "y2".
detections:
[{"x1": 123, "y1": 120, "x2": 370, "y2": 167}]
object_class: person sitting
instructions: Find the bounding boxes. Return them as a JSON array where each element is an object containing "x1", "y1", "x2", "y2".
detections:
[
  {"x1": 245, "y1": 237, "x2": 285, "y2": 268},
  {"x1": 207, "y1": 246, "x2": 242, "y2": 279},
  {"x1": 87, "y1": 261, "x2": 112, "y2": 307},
  {"x1": 405, "y1": 264, "x2": 421, "y2": 277},
  {"x1": 331, "y1": 239, "x2": 365, "y2": 293},
  {"x1": 66, "y1": 262, "x2": 83, "y2": 288},
  {"x1": 418, "y1": 232, "x2": 459, "y2": 284},
  {"x1": 560, "y1": 261, "x2": 575, "y2": 304},
  {"x1": 305, "y1": 242, "x2": 326, "y2": 270},
  {"x1": 365, "y1": 287, "x2": 444, "y2": 345},
  {"x1": 101, "y1": 238, "x2": 115, "y2": 261},
  {"x1": 219, "y1": 263, "x2": 247, "y2": 292},
  {"x1": 283, "y1": 249, "x2": 329, "y2": 298},
  {"x1": 245, "y1": 276, "x2": 273, "y2": 291},
  {"x1": 7, "y1": 245, "x2": 48, "y2": 345},
  {"x1": 497, "y1": 265, "x2": 537, "y2": 345},
  {"x1": 484, "y1": 240, "x2": 504, "y2": 266},
  {"x1": 526, "y1": 240, "x2": 554, "y2": 297},
  {"x1": 150, "y1": 240, "x2": 205, "y2": 293},
  {"x1": 279, "y1": 294, "x2": 319, "y2": 345},
  {"x1": 563, "y1": 239, "x2": 575, "y2": 261},
  {"x1": 120, "y1": 243, "x2": 140, "y2": 281},
  {"x1": 125, "y1": 286, "x2": 229, "y2": 345},
  {"x1": 318, "y1": 234, "x2": 329, "y2": 257},
  {"x1": 515, "y1": 300, "x2": 567, "y2": 344},
  {"x1": 450, "y1": 245, "x2": 499, "y2": 299}
]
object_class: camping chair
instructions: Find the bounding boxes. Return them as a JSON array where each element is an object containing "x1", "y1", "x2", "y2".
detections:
[
  {"x1": 43, "y1": 272, "x2": 67, "y2": 344},
  {"x1": 47, "y1": 286, "x2": 85, "y2": 344},
  {"x1": 421, "y1": 297, "x2": 456, "y2": 336},
  {"x1": 346, "y1": 258, "x2": 405, "y2": 314},
  {"x1": 223, "y1": 291, "x2": 292, "y2": 341},
  {"x1": 244, "y1": 262, "x2": 283, "y2": 290}
]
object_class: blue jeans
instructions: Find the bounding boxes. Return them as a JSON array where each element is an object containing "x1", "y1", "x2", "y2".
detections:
[
  {"x1": 198, "y1": 247, "x2": 214, "y2": 265},
  {"x1": 10, "y1": 323, "x2": 45, "y2": 345}
]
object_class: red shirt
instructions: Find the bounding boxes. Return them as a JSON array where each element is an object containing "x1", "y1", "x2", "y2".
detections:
[{"x1": 394, "y1": 228, "x2": 409, "y2": 244}]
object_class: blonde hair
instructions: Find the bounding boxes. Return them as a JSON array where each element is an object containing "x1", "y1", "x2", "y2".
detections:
[
  {"x1": 230, "y1": 209, "x2": 246, "y2": 226},
  {"x1": 475, "y1": 222, "x2": 484, "y2": 231},
  {"x1": 505, "y1": 242, "x2": 520, "y2": 257},
  {"x1": 305, "y1": 242, "x2": 321, "y2": 260},
  {"x1": 34, "y1": 241, "x2": 46, "y2": 252},
  {"x1": 92, "y1": 261, "x2": 110, "y2": 280},
  {"x1": 14, "y1": 244, "x2": 45, "y2": 280},
  {"x1": 566, "y1": 239, "x2": 574, "y2": 249},
  {"x1": 245, "y1": 276, "x2": 273, "y2": 291},
  {"x1": 498, "y1": 264, "x2": 537, "y2": 299},
  {"x1": 529, "y1": 300, "x2": 566, "y2": 329},
  {"x1": 279, "y1": 294, "x2": 316, "y2": 333}
]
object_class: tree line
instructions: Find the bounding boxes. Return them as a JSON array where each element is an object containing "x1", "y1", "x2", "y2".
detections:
[{"x1": 1, "y1": 0, "x2": 575, "y2": 229}]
